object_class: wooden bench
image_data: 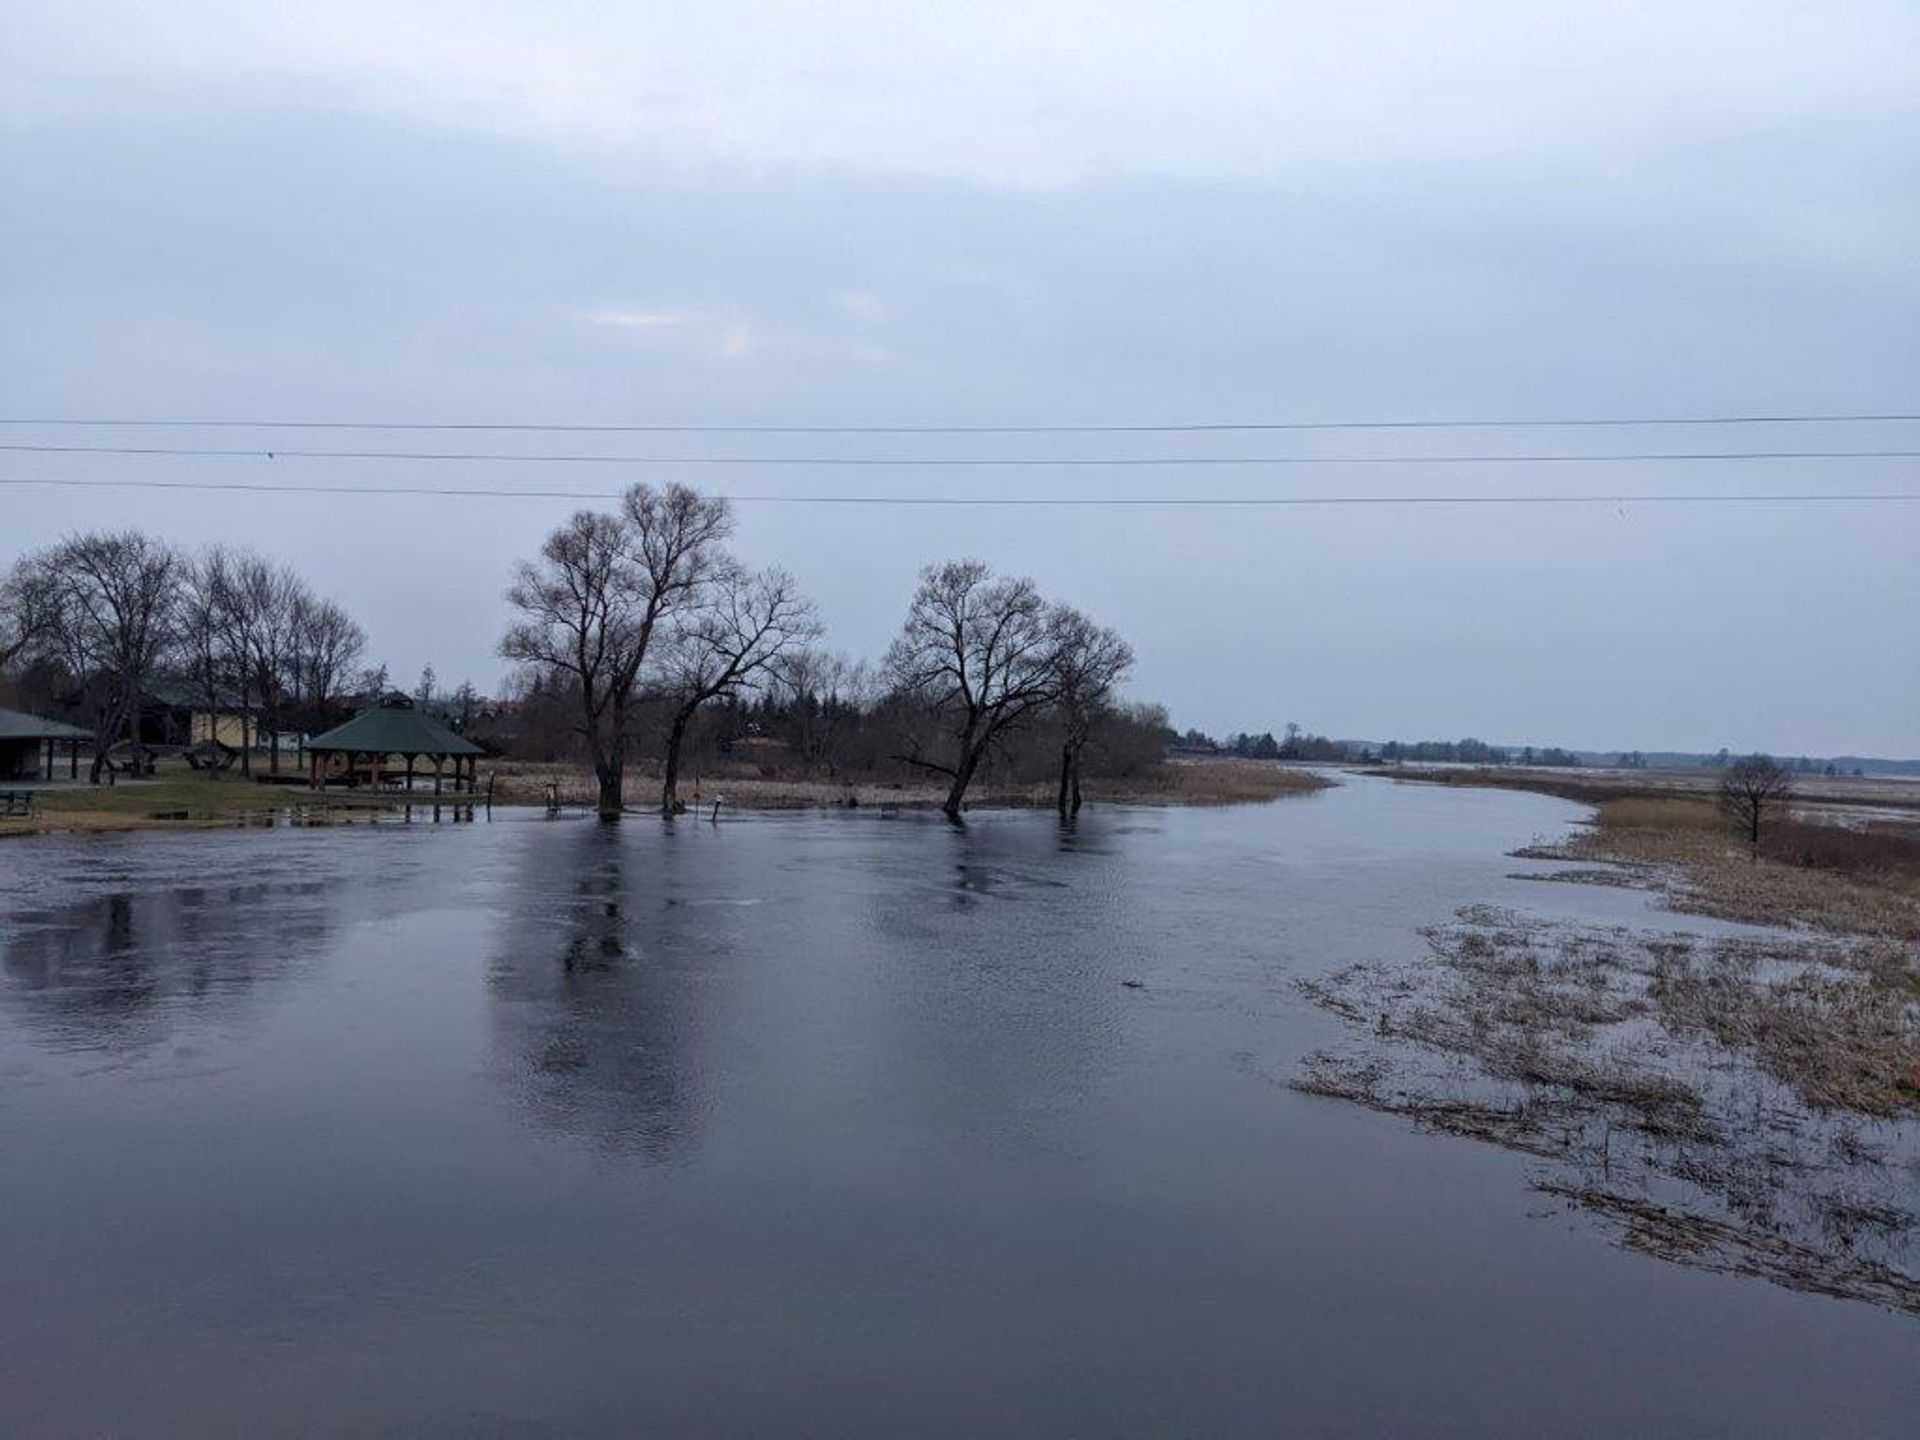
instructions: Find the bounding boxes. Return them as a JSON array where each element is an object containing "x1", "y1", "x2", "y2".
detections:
[{"x1": 0, "y1": 791, "x2": 36, "y2": 819}]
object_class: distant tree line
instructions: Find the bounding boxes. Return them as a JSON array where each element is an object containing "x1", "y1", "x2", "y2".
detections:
[
  {"x1": 1173, "y1": 728, "x2": 1587, "y2": 768},
  {"x1": 1, "y1": 532, "x2": 370, "y2": 781}
]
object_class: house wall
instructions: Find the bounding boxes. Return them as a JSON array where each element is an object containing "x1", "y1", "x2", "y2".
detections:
[{"x1": 190, "y1": 712, "x2": 256, "y2": 748}]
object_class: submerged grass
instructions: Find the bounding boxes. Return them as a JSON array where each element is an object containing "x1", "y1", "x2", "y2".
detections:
[
  {"x1": 1293, "y1": 905, "x2": 1920, "y2": 1316},
  {"x1": 488, "y1": 756, "x2": 1332, "y2": 812}
]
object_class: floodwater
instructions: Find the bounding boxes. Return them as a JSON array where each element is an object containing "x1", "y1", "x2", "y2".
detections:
[{"x1": 0, "y1": 777, "x2": 1913, "y2": 1438}]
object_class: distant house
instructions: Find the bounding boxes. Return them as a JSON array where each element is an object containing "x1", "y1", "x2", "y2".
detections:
[
  {"x1": 0, "y1": 706, "x2": 90, "y2": 781},
  {"x1": 185, "y1": 689, "x2": 263, "y2": 750}
]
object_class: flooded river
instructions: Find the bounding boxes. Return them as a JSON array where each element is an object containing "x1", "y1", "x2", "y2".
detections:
[{"x1": 1, "y1": 777, "x2": 1913, "y2": 1436}]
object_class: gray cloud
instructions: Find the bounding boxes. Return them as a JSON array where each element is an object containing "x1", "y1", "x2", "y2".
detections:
[{"x1": 2, "y1": 7, "x2": 1915, "y2": 754}]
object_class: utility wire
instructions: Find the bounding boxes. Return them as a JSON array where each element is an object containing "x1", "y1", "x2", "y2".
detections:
[
  {"x1": 2, "y1": 443, "x2": 1916, "y2": 467},
  {"x1": 0, "y1": 412, "x2": 1915, "y2": 435},
  {"x1": 4, "y1": 474, "x2": 1915, "y2": 506}
]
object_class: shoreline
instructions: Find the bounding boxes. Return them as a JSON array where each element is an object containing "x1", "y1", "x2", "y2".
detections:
[
  {"x1": 1367, "y1": 764, "x2": 1920, "y2": 941},
  {"x1": 1293, "y1": 764, "x2": 1920, "y2": 1316},
  {"x1": 0, "y1": 756, "x2": 1334, "y2": 838}
]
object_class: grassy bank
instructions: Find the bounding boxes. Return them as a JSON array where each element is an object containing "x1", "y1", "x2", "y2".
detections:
[
  {"x1": 1377, "y1": 767, "x2": 1920, "y2": 941},
  {"x1": 1560, "y1": 796, "x2": 1920, "y2": 940},
  {"x1": 0, "y1": 771, "x2": 459, "y2": 836}
]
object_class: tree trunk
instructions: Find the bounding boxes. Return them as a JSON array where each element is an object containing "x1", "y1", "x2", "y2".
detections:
[
  {"x1": 1070, "y1": 748, "x2": 1084, "y2": 814},
  {"x1": 238, "y1": 680, "x2": 254, "y2": 776},
  {"x1": 88, "y1": 715, "x2": 112, "y2": 784},
  {"x1": 595, "y1": 757, "x2": 624, "y2": 819},
  {"x1": 1057, "y1": 743, "x2": 1073, "y2": 818},
  {"x1": 660, "y1": 702, "x2": 697, "y2": 816},
  {"x1": 943, "y1": 744, "x2": 983, "y2": 823},
  {"x1": 89, "y1": 689, "x2": 131, "y2": 785}
]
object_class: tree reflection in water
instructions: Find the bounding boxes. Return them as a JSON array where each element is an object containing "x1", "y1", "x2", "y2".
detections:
[
  {"x1": 0, "y1": 880, "x2": 331, "y2": 1055},
  {"x1": 487, "y1": 822, "x2": 715, "y2": 1162}
]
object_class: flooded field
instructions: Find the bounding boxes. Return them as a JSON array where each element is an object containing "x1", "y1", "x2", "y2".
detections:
[{"x1": 1, "y1": 776, "x2": 1914, "y2": 1437}]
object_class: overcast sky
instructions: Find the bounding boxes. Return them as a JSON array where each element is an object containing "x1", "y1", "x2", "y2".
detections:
[{"x1": 4, "y1": 2, "x2": 1916, "y2": 755}]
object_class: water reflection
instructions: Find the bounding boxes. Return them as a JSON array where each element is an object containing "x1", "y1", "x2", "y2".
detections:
[
  {"x1": 487, "y1": 823, "x2": 708, "y2": 1160},
  {"x1": 862, "y1": 817, "x2": 1131, "y2": 1152},
  {"x1": 0, "y1": 880, "x2": 331, "y2": 1054}
]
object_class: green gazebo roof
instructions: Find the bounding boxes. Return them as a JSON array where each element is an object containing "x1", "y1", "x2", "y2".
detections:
[
  {"x1": 307, "y1": 705, "x2": 483, "y2": 757},
  {"x1": 0, "y1": 706, "x2": 90, "y2": 741}
]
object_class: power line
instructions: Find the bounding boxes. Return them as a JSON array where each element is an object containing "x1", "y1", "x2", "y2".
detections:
[
  {"x1": 4, "y1": 474, "x2": 1915, "y2": 506},
  {"x1": 3, "y1": 442, "x2": 1917, "y2": 467},
  {"x1": 0, "y1": 412, "x2": 1914, "y2": 435}
]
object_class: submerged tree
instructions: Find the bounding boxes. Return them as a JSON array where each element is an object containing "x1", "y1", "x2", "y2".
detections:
[
  {"x1": 657, "y1": 565, "x2": 819, "y2": 815},
  {"x1": 1719, "y1": 752, "x2": 1795, "y2": 850},
  {"x1": 885, "y1": 560, "x2": 1064, "y2": 822},
  {"x1": 501, "y1": 484, "x2": 733, "y2": 819},
  {"x1": 1048, "y1": 605, "x2": 1133, "y2": 817}
]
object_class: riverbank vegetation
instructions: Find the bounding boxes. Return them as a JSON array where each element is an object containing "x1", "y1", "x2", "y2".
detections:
[
  {"x1": 1296, "y1": 901, "x2": 1920, "y2": 1315},
  {"x1": 1295, "y1": 761, "x2": 1920, "y2": 1315},
  {"x1": 2, "y1": 498, "x2": 1331, "y2": 831},
  {"x1": 495, "y1": 484, "x2": 1173, "y2": 821},
  {"x1": 3, "y1": 534, "x2": 371, "y2": 781},
  {"x1": 1391, "y1": 762, "x2": 1920, "y2": 940},
  {"x1": 486, "y1": 754, "x2": 1329, "y2": 813}
]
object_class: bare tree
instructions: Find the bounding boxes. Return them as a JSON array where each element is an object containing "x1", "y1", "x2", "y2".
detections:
[
  {"x1": 0, "y1": 557, "x2": 56, "y2": 674},
  {"x1": 1720, "y1": 752, "x2": 1795, "y2": 850},
  {"x1": 451, "y1": 680, "x2": 480, "y2": 732},
  {"x1": 180, "y1": 547, "x2": 239, "y2": 750},
  {"x1": 1048, "y1": 606, "x2": 1134, "y2": 817},
  {"x1": 25, "y1": 532, "x2": 180, "y2": 781},
  {"x1": 289, "y1": 596, "x2": 365, "y2": 717},
  {"x1": 779, "y1": 649, "x2": 876, "y2": 777},
  {"x1": 885, "y1": 560, "x2": 1062, "y2": 822},
  {"x1": 501, "y1": 484, "x2": 732, "y2": 818},
  {"x1": 226, "y1": 555, "x2": 303, "y2": 774},
  {"x1": 657, "y1": 566, "x2": 820, "y2": 814}
]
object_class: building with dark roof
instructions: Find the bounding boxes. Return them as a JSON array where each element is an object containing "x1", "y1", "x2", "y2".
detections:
[
  {"x1": 305, "y1": 697, "x2": 484, "y2": 792},
  {"x1": 0, "y1": 706, "x2": 90, "y2": 781}
]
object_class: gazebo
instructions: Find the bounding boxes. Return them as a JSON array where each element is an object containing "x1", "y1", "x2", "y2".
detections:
[
  {"x1": 0, "y1": 706, "x2": 89, "y2": 781},
  {"x1": 305, "y1": 699, "x2": 484, "y2": 794}
]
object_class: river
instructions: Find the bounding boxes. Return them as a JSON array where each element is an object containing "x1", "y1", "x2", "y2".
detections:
[{"x1": 1, "y1": 775, "x2": 1913, "y2": 1436}]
